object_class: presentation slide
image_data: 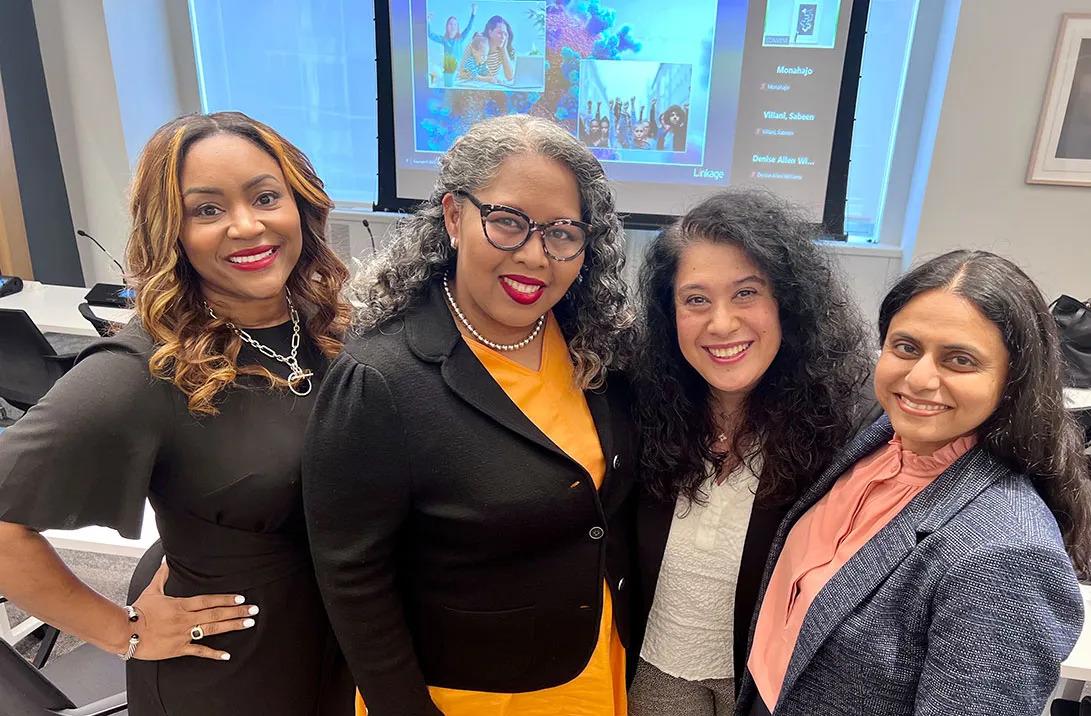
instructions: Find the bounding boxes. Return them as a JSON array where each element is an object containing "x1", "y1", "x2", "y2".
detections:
[{"x1": 382, "y1": 0, "x2": 859, "y2": 222}]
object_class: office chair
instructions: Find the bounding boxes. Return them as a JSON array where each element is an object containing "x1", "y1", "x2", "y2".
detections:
[
  {"x1": 0, "y1": 634, "x2": 126, "y2": 716},
  {"x1": 0, "y1": 309, "x2": 77, "y2": 411},
  {"x1": 77, "y1": 303, "x2": 121, "y2": 338}
]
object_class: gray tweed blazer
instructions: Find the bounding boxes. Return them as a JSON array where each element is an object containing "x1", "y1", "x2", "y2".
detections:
[{"x1": 736, "y1": 415, "x2": 1085, "y2": 716}]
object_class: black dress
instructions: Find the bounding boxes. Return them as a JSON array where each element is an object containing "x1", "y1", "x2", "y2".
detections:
[{"x1": 0, "y1": 322, "x2": 353, "y2": 716}]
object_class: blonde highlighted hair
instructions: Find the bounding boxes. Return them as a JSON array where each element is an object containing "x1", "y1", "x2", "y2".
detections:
[{"x1": 125, "y1": 111, "x2": 351, "y2": 415}]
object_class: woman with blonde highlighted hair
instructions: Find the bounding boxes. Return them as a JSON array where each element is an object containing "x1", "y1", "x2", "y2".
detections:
[{"x1": 0, "y1": 111, "x2": 354, "y2": 714}]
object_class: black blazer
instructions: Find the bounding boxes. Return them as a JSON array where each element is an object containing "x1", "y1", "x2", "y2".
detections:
[{"x1": 302, "y1": 283, "x2": 638, "y2": 716}]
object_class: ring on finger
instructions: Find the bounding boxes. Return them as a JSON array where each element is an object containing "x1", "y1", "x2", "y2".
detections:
[{"x1": 190, "y1": 624, "x2": 205, "y2": 641}]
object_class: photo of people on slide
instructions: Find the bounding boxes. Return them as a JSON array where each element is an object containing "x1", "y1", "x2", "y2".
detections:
[
  {"x1": 578, "y1": 61, "x2": 692, "y2": 154},
  {"x1": 422, "y1": 0, "x2": 546, "y2": 91},
  {"x1": 762, "y1": 0, "x2": 841, "y2": 48},
  {"x1": 403, "y1": 0, "x2": 743, "y2": 183}
]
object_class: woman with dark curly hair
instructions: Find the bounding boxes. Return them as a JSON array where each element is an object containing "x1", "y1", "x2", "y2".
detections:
[
  {"x1": 0, "y1": 111, "x2": 354, "y2": 714},
  {"x1": 741, "y1": 250, "x2": 1091, "y2": 716},
  {"x1": 628, "y1": 189, "x2": 873, "y2": 716},
  {"x1": 303, "y1": 114, "x2": 636, "y2": 716}
]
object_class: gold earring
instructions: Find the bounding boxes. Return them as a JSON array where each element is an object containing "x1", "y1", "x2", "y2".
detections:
[{"x1": 450, "y1": 236, "x2": 458, "y2": 249}]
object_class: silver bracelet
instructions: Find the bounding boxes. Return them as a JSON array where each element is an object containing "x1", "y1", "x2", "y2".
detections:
[
  {"x1": 118, "y1": 632, "x2": 140, "y2": 661},
  {"x1": 118, "y1": 604, "x2": 141, "y2": 661}
]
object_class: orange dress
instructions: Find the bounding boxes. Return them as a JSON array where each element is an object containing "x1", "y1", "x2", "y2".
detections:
[{"x1": 356, "y1": 314, "x2": 626, "y2": 716}]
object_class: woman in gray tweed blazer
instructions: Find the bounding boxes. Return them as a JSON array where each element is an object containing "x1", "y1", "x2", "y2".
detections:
[{"x1": 738, "y1": 250, "x2": 1091, "y2": 716}]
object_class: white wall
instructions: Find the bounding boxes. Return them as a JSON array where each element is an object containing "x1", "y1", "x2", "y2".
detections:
[
  {"x1": 43, "y1": 0, "x2": 1082, "y2": 320},
  {"x1": 33, "y1": 0, "x2": 130, "y2": 287},
  {"x1": 910, "y1": 1, "x2": 1091, "y2": 302},
  {"x1": 32, "y1": 0, "x2": 200, "y2": 287}
]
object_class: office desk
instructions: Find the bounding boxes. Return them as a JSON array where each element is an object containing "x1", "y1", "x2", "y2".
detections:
[
  {"x1": 42, "y1": 501, "x2": 158, "y2": 559},
  {"x1": 1059, "y1": 584, "x2": 1091, "y2": 698},
  {"x1": 1066, "y1": 388, "x2": 1091, "y2": 411},
  {"x1": 0, "y1": 281, "x2": 133, "y2": 336}
]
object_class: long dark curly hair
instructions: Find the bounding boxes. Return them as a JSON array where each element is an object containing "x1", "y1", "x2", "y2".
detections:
[
  {"x1": 635, "y1": 189, "x2": 872, "y2": 506},
  {"x1": 879, "y1": 250, "x2": 1091, "y2": 578}
]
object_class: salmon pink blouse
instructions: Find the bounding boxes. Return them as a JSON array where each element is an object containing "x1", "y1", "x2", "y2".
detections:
[{"x1": 747, "y1": 433, "x2": 978, "y2": 709}]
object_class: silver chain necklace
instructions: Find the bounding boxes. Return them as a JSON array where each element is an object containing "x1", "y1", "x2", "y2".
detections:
[
  {"x1": 205, "y1": 290, "x2": 314, "y2": 397},
  {"x1": 442, "y1": 273, "x2": 545, "y2": 352}
]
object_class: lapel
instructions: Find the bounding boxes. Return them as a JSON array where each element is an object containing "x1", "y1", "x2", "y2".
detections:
[
  {"x1": 586, "y1": 386, "x2": 626, "y2": 508},
  {"x1": 405, "y1": 281, "x2": 598, "y2": 471},
  {"x1": 637, "y1": 492, "x2": 676, "y2": 611},
  {"x1": 776, "y1": 420, "x2": 1010, "y2": 703}
]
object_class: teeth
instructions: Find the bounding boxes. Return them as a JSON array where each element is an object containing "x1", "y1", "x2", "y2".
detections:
[
  {"x1": 228, "y1": 248, "x2": 275, "y2": 264},
  {"x1": 708, "y1": 343, "x2": 750, "y2": 359},
  {"x1": 901, "y1": 396, "x2": 948, "y2": 412},
  {"x1": 502, "y1": 277, "x2": 542, "y2": 294}
]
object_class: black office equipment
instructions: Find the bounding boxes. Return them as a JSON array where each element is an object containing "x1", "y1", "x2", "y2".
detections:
[
  {"x1": 76, "y1": 229, "x2": 132, "y2": 308},
  {"x1": 0, "y1": 276, "x2": 22, "y2": 298},
  {"x1": 83, "y1": 283, "x2": 133, "y2": 309}
]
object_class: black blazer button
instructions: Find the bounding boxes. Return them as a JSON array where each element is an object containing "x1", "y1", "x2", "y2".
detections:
[
  {"x1": 612, "y1": 454, "x2": 621, "y2": 469},
  {"x1": 589, "y1": 526, "x2": 605, "y2": 540}
]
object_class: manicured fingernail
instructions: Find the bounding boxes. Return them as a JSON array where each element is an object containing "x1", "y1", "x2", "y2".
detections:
[
  {"x1": 247, "y1": 605, "x2": 260, "y2": 616},
  {"x1": 220, "y1": 652, "x2": 231, "y2": 660},
  {"x1": 234, "y1": 595, "x2": 245, "y2": 604},
  {"x1": 243, "y1": 618, "x2": 255, "y2": 628}
]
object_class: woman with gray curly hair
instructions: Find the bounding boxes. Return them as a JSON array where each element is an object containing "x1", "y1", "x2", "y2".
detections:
[{"x1": 302, "y1": 114, "x2": 637, "y2": 716}]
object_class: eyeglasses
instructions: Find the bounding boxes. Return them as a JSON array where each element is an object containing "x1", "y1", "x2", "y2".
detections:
[{"x1": 455, "y1": 190, "x2": 593, "y2": 262}]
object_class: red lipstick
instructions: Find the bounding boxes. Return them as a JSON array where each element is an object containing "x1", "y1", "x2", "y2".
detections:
[{"x1": 499, "y1": 274, "x2": 546, "y2": 306}]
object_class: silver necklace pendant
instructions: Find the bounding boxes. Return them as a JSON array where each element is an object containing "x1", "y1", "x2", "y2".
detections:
[
  {"x1": 206, "y1": 289, "x2": 314, "y2": 397},
  {"x1": 287, "y1": 369, "x2": 313, "y2": 397},
  {"x1": 442, "y1": 273, "x2": 545, "y2": 352}
]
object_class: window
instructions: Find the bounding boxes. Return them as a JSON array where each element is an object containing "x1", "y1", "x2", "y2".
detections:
[
  {"x1": 189, "y1": 0, "x2": 378, "y2": 205},
  {"x1": 844, "y1": 0, "x2": 921, "y2": 242}
]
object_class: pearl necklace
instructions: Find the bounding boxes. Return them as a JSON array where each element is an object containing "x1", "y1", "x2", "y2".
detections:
[{"x1": 442, "y1": 274, "x2": 545, "y2": 352}]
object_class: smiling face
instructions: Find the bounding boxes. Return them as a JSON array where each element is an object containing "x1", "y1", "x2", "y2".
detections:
[
  {"x1": 179, "y1": 133, "x2": 302, "y2": 321},
  {"x1": 673, "y1": 239, "x2": 782, "y2": 416},
  {"x1": 875, "y1": 289, "x2": 1009, "y2": 456},
  {"x1": 442, "y1": 153, "x2": 585, "y2": 345}
]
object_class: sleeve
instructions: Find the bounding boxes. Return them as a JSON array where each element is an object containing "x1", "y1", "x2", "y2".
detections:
[
  {"x1": 913, "y1": 539, "x2": 1084, "y2": 716},
  {"x1": 302, "y1": 353, "x2": 441, "y2": 716},
  {"x1": 459, "y1": 11, "x2": 475, "y2": 40},
  {"x1": 0, "y1": 341, "x2": 166, "y2": 539},
  {"x1": 426, "y1": 24, "x2": 444, "y2": 44}
]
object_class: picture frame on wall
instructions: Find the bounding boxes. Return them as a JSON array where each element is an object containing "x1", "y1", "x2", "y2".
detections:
[{"x1": 1028, "y1": 13, "x2": 1091, "y2": 186}]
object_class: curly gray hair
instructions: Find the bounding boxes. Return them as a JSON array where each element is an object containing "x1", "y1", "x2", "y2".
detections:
[{"x1": 352, "y1": 114, "x2": 634, "y2": 389}]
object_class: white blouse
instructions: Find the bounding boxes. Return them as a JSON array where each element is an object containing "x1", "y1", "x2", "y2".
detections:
[{"x1": 640, "y1": 460, "x2": 759, "y2": 681}]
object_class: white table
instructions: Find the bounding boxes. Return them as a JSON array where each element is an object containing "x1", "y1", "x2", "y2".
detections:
[
  {"x1": 0, "y1": 280, "x2": 133, "y2": 336},
  {"x1": 1059, "y1": 584, "x2": 1091, "y2": 698},
  {"x1": 1066, "y1": 388, "x2": 1091, "y2": 411},
  {"x1": 42, "y1": 501, "x2": 159, "y2": 559}
]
